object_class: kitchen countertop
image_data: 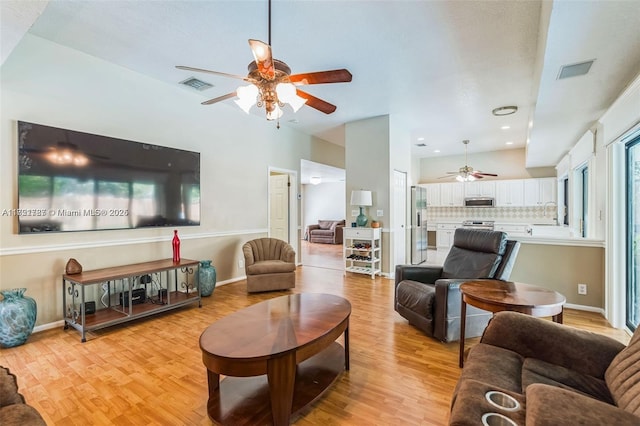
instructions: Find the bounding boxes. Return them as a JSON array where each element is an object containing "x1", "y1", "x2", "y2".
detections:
[{"x1": 427, "y1": 219, "x2": 604, "y2": 247}]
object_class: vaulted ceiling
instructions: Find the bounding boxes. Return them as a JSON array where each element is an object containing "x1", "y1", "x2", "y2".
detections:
[{"x1": 2, "y1": 1, "x2": 639, "y2": 168}]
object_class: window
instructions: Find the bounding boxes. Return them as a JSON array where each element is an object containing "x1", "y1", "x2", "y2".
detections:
[
  {"x1": 581, "y1": 166, "x2": 589, "y2": 237},
  {"x1": 626, "y1": 136, "x2": 640, "y2": 331},
  {"x1": 562, "y1": 177, "x2": 569, "y2": 226}
]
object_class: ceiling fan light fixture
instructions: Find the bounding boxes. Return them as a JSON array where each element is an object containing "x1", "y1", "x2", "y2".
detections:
[
  {"x1": 266, "y1": 104, "x2": 283, "y2": 121},
  {"x1": 234, "y1": 84, "x2": 259, "y2": 113},
  {"x1": 276, "y1": 82, "x2": 307, "y2": 112}
]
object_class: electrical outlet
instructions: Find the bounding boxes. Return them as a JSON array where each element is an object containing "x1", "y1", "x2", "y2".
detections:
[
  {"x1": 238, "y1": 259, "x2": 244, "y2": 268},
  {"x1": 377, "y1": 210, "x2": 384, "y2": 217},
  {"x1": 578, "y1": 283, "x2": 587, "y2": 295}
]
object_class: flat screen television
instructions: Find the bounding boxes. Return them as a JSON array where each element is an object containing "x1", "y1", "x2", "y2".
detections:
[{"x1": 17, "y1": 121, "x2": 200, "y2": 233}]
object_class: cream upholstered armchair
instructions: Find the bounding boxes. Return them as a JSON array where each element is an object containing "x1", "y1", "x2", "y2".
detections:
[{"x1": 242, "y1": 238, "x2": 296, "y2": 293}]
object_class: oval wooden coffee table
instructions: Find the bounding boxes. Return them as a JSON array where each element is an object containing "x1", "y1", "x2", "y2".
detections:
[
  {"x1": 459, "y1": 280, "x2": 566, "y2": 367},
  {"x1": 200, "y1": 293, "x2": 351, "y2": 426}
]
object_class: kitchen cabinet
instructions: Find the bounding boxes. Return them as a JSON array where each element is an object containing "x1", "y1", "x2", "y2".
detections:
[
  {"x1": 464, "y1": 181, "x2": 496, "y2": 198},
  {"x1": 440, "y1": 183, "x2": 464, "y2": 206},
  {"x1": 423, "y1": 183, "x2": 440, "y2": 207},
  {"x1": 494, "y1": 223, "x2": 530, "y2": 237},
  {"x1": 436, "y1": 223, "x2": 461, "y2": 250},
  {"x1": 495, "y1": 180, "x2": 525, "y2": 206},
  {"x1": 524, "y1": 178, "x2": 557, "y2": 206}
]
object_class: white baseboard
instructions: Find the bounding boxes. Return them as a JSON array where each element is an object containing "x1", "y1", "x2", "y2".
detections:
[{"x1": 564, "y1": 303, "x2": 605, "y2": 316}]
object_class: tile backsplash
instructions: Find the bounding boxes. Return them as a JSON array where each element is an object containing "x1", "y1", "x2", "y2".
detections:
[{"x1": 426, "y1": 205, "x2": 558, "y2": 224}]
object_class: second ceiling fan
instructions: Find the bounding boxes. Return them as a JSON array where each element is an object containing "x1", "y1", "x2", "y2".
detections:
[
  {"x1": 176, "y1": 0, "x2": 352, "y2": 123},
  {"x1": 440, "y1": 140, "x2": 498, "y2": 181}
]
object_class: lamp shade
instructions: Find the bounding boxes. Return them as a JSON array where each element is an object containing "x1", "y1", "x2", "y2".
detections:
[{"x1": 350, "y1": 190, "x2": 372, "y2": 206}]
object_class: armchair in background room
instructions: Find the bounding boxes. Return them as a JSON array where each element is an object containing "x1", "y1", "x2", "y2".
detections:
[
  {"x1": 306, "y1": 220, "x2": 345, "y2": 244},
  {"x1": 394, "y1": 228, "x2": 521, "y2": 342},
  {"x1": 242, "y1": 238, "x2": 296, "y2": 293}
]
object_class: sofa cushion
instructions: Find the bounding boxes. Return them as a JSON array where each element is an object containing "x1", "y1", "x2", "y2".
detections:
[
  {"x1": 526, "y1": 383, "x2": 640, "y2": 426},
  {"x1": 318, "y1": 220, "x2": 340, "y2": 230},
  {"x1": 246, "y1": 260, "x2": 296, "y2": 275},
  {"x1": 395, "y1": 280, "x2": 435, "y2": 318},
  {"x1": 522, "y1": 358, "x2": 614, "y2": 404},
  {"x1": 458, "y1": 343, "x2": 523, "y2": 394},
  {"x1": 605, "y1": 327, "x2": 640, "y2": 416}
]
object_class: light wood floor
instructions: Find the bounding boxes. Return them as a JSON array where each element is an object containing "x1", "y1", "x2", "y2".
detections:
[{"x1": 2, "y1": 256, "x2": 630, "y2": 425}]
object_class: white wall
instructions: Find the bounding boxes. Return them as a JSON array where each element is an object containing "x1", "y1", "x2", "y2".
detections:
[
  {"x1": 302, "y1": 182, "x2": 346, "y2": 236},
  {"x1": 0, "y1": 34, "x2": 341, "y2": 325},
  {"x1": 419, "y1": 148, "x2": 556, "y2": 182}
]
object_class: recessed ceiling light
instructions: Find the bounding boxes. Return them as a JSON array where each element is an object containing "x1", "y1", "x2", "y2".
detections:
[
  {"x1": 434, "y1": 149, "x2": 441, "y2": 153},
  {"x1": 506, "y1": 141, "x2": 514, "y2": 145},
  {"x1": 417, "y1": 137, "x2": 425, "y2": 141},
  {"x1": 492, "y1": 106, "x2": 518, "y2": 116},
  {"x1": 501, "y1": 125, "x2": 510, "y2": 130}
]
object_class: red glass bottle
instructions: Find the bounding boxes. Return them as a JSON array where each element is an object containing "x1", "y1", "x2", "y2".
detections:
[{"x1": 172, "y1": 230, "x2": 180, "y2": 263}]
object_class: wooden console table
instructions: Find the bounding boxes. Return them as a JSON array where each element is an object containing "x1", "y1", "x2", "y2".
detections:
[{"x1": 63, "y1": 258, "x2": 200, "y2": 342}]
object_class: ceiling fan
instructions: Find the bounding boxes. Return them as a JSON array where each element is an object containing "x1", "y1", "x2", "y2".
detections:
[
  {"x1": 439, "y1": 140, "x2": 498, "y2": 181},
  {"x1": 175, "y1": 0, "x2": 352, "y2": 125}
]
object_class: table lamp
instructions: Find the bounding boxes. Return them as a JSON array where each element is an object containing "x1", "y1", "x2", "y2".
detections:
[{"x1": 350, "y1": 190, "x2": 373, "y2": 227}]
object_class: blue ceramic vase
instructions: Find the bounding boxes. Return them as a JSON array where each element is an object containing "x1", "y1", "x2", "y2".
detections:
[
  {"x1": 199, "y1": 260, "x2": 217, "y2": 297},
  {"x1": 0, "y1": 288, "x2": 37, "y2": 348}
]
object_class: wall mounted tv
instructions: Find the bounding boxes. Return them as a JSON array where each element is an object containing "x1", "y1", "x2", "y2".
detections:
[{"x1": 17, "y1": 121, "x2": 200, "y2": 233}]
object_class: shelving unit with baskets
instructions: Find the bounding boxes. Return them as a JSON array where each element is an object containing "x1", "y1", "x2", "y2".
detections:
[{"x1": 343, "y1": 227, "x2": 381, "y2": 279}]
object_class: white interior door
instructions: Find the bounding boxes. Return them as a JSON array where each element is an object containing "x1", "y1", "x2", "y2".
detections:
[
  {"x1": 269, "y1": 173, "x2": 290, "y2": 242},
  {"x1": 393, "y1": 170, "x2": 407, "y2": 270}
]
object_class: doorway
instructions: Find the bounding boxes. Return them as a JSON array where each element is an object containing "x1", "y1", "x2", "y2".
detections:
[
  {"x1": 268, "y1": 168, "x2": 297, "y2": 259},
  {"x1": 300, "y1": 159, "x2": 346, "y2": 270}
]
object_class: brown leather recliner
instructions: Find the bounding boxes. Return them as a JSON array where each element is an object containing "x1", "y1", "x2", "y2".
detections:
[
  {"x1": 394, "y1": 228, "x2": 521, "y2": 342},
  {"x1": 242, "y1": 238, "x2": 296, "y2": 293}
]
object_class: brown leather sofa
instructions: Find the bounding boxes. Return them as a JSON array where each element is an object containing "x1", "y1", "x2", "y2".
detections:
[
  {"x1": 450, "y1": 311, "x2": 640, "y2": 425},
  {"x1": 0, "y1": 366, "x2": 46, "y2": 426},
  {"x1": 394, "y1": 228, "x2": 520, "y2": 342},
  {"x1": 307, "y1": 220, "x2": 345, "y2": 244},
  {"x1": 242, "y1": 237, "x2": 296, "y2": 293}
]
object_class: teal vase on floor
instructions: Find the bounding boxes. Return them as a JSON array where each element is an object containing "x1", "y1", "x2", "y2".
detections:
[
  {"x1": 199, "y1": 260, "x2": 217, "y2": 297},
  {"x1": 0, "y1": 288, "x2": 37, "y2": 348}
]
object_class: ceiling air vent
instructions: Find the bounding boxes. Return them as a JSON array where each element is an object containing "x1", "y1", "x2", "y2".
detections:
[
  {"x1": 557, "y1": 60, "x2": 595, "y2": 80},
  {"x1": 180, "y1": 77, "x2": 213, "y2": 91},
  {"x1": 415, "y1": 143, "x2": 427, "y2": 147}
]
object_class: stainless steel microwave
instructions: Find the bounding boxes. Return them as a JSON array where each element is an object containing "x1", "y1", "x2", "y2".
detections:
[{"x1": 464, "y1": 197, "x2": 495, "y2": 208}]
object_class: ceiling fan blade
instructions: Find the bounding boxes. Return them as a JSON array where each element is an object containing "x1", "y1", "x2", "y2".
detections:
[
  {"x1": 289, "y1": 69, "x2": 353, "y2": 85},
  {"x1": 175, "y1": 65, "x2": 249, "y2": 81},
  {"x1": 201, "y1": 92, "x2": 237, "y2": 105},
  {"x1": 474, "y1": 172, "x2": 498, "y2": 177},
  {"x1": 248, "y1": 39, "x2": 275, "y2": 80},
  {"x1": 296, "y1": 90, "x2": 337, "y2": 114}
]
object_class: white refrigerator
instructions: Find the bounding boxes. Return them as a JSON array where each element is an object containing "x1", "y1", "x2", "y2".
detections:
[{"x1": 411, "y1": 186, "x2": 428, "y2": 264}]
